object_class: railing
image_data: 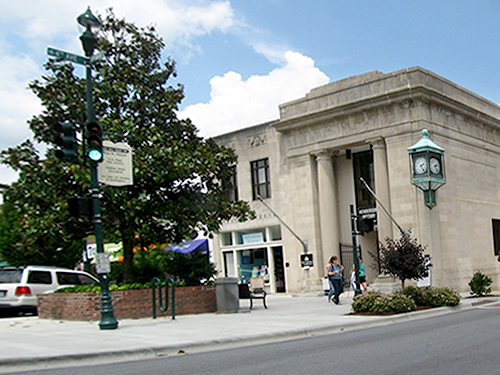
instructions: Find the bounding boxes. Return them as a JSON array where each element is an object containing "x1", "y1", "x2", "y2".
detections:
[{"x1": 151, "y1": 277, "x2": 175, "y2": 320}]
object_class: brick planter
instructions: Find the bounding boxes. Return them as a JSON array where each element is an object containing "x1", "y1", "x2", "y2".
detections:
[{"x1": 37, "y1": 285, "x2": 216, "y2": 321}]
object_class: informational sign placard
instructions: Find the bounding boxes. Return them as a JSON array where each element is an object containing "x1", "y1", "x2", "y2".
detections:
[
  {"x1": 96, "y1": 252, "x2": 111, "y2": 274},
  {"x1": 85, "y1": 243, "x2": 97, "y2": 260},
  {"x1": 98, "y1": 141, "x2": 133, "y2": 186},
  {"x1": 300, "y1": 253, "x2": 314, "y2": 269}
]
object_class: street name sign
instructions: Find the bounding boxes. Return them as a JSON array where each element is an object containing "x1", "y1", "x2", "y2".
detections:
[{"x1": 47, "y1": 47, "x2": 89, "y2": 66}]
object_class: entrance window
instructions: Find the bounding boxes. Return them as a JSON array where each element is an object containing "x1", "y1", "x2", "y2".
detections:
[
  {"x1": 353, "y1": 150, "x2": 375, "y2": 208},
  {"x1": 492, "y1": 219, "x2": 500, "y2": 256},
  {"x1": 251, "y1": 158, "x2": 271, "y2": 200}
]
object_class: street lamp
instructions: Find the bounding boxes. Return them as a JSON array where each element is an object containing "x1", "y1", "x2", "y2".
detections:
[{"x1": 77, "y1": 7, "x2": 118, "y2": 330}]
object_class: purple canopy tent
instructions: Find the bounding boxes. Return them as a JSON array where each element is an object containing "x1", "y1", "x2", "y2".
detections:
[{"x1": 163, "y1": 239, "x2": 209, "y2": 255}]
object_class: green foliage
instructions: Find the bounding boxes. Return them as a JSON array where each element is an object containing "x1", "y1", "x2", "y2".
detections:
[
  {"x1": 56, "y1": 281, "x2": 155, "y2": 293},
  {"x1": 388, "y1": 292, "x2": 417, "y2": 313},
  {"x1": 377, "y1": 231, "x2": 431, "y2": 289},
  {"x1": 352, "y1": 291, "x2": 416, "y2": 314},
  {"x1": 403, "y1": 286, "x2": 426, "y2": 306},
  {"x1": 468, "y1": 271, "x2": 492, "y2": 297},
  {"x1": 353, "y1": 287, "x2": 461, "y2": 314},
  {"x1": 0, "y1": 10, "x2": 254, "y2": 275},
  {"x1": 422, "y1": 287, "x2": 461, "y2": 307},
  {"x1": 108, "y1": 248, "x2": 217, "y2": 286}
]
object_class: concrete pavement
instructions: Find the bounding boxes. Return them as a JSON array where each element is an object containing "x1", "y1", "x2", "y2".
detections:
[{"x1": 0, "y1": 292, "x2": 498, "y2": 374}]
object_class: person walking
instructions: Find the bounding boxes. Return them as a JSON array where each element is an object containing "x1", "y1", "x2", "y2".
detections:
[
  {"x1": 328, "y1": 256, "x2": 344, "y2": 304},
  {"x1": 326, "y1": 257, "x2": 335, "y2": 303},
  {"x1": 359, "y1": 258, "x2": 368, "y2": 294}
]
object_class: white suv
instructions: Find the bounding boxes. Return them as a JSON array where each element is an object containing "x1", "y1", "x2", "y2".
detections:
[{"x1": 0, "y1": 265, "x2": 99, "y2": 314}]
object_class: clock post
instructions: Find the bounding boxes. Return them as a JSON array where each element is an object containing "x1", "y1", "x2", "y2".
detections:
[{"x1": 408, "y1": 129, "x2": 447, "y2": 209}]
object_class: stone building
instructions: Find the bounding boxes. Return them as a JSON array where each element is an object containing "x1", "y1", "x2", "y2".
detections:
[{"x1": 211, "y1": 66, "x2": 500, "y2": 294}]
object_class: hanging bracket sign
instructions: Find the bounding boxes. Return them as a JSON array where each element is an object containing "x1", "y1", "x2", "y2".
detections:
[
  {"x1": 300, "y1": 253, "x2": 314, "y2": 269},
  {"x1": 98, "y1": 140, "x2": 133, "y2": 186}
]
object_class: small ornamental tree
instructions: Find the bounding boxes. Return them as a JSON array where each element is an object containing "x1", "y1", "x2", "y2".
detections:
[{"x1": 378, "y1": 231, "x2": 431, "y2": 289}]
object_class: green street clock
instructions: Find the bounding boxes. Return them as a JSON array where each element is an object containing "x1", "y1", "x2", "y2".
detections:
[{"x1": 408, "y1": 129, "x2": 446, "y2": 209}]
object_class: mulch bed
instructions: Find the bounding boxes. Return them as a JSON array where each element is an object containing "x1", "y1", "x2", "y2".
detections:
[{"x1": 347, "y1": 305, "x2": 434, "y2": 316}]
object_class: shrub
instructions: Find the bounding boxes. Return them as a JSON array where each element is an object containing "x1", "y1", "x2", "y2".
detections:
[
  {"x1": 389, "y1": 292, "x2": 416, "y2": 313},
  {"x1": 352, "y1": 287, "x2": 460, "y2": 314},
  {"x1": 352, "y1": 291, "x2": 415, "y2": 314},
  {"x1": 468, "y1": 271, "x2": 492, "y2": 297},
  {"x1": 403, "y1": 286, "x2": 426, "y2": 306},
  {"x1": 422, "y1": 287, "x2": 461, "y2": 307},
  {"x1": 352, "y1": 291, "x2": 386, "y2": 313}
]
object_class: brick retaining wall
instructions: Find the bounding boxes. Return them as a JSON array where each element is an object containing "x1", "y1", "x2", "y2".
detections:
[{"x1": 37, "y1": 285, "x2": 216, "y2": 320}]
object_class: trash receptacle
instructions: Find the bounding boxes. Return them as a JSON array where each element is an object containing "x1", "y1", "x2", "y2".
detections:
[{"x1": 215, "y1": 277, "x2": 239, "y2": 313}]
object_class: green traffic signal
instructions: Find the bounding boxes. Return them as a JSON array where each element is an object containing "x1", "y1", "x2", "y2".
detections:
[
  {"x1": 86, "y1": 122, "x2": 103, "y2": 162},
  {"x1": 54, "y1": 122, "x2": 77, "y2": 162}
]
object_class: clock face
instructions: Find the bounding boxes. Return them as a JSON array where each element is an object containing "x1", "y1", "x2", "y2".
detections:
[
  {"x1": 414, "y1": 157, "x2": 428, "y2": 174},
  {"x1": 430, "y1": 157, "x2": 441, "y2": 174}
]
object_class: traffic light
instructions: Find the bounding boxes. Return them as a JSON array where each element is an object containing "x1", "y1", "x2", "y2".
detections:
[
  {"x1": 54, "y1": 122, "x2": 77, "y2": 162},
  {"x1": 68, "y1": 197, "x2": 93, "y2": 218},
  {"x1": 86, "y1": 122, "x2": 103, "y2": 162}
]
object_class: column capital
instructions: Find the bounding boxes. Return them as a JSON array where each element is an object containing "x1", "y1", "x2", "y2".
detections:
[
  {"x1": 366, "y1": 137, "x2": 386, "y2": 149},
  {"x1": 312, "y1": 149, "x2": 338, "y2": 161}
]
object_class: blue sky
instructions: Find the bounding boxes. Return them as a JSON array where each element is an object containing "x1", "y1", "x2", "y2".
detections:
[{"x1": 1, "y1": 0, "x2": 500, "y2": 185}]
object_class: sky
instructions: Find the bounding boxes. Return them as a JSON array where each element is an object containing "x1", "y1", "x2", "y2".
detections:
[{"x1": 1, "y1": 0, "x2": 500, "y2": 186}]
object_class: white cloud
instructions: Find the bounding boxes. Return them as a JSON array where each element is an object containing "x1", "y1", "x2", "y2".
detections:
[
  {"x1": 179, "y1": 51, "x2": 330, "y2": 137},
  {"x1": 0, "y1": 53, "x2": 42, "y2": 150}
]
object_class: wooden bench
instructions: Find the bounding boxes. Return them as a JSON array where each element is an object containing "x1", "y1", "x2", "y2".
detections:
[{"x1": 238, "y1": 277, "x2": 268, "y2": 309}]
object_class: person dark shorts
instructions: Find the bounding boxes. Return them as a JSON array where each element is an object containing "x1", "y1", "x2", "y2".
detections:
[{"x1": 359, "y1": 275, "x2": 366, "y2": 283}]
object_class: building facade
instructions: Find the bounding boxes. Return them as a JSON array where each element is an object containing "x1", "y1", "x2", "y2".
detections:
[{"x1": 212, "y1": 67, "x2": 500, "y2": 294}]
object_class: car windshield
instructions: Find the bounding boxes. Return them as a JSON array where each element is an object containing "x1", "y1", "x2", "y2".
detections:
[{"x1": 0, "y1": 269, "x2": 22, "y2": 283}]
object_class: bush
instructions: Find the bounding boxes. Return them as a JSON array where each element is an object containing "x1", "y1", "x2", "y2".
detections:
[
  {"x1": 352, "y1": 291, "x2": 415, "y2": 314},
  {"x1": 403, "y1": 286, "x2": 426, "y2": 306},
  {"x1": 389, "y1": 292, "x2": 417, "y2": 313},
  {"x1": 468, "y1": 271, "x2": 492, "y2": 297},
  {"x1": 422, "y1": 287, "x2": 461, "y2": 307},
  {"x1": 352, "y1": 287, "x2": 461, "y2": 314}
]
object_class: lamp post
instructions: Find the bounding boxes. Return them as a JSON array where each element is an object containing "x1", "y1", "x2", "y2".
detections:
[
  {"x1": 350, "y1": 205, "x2": 362, "y2": 296},
  {"x1": 77, "y1": 7, "x2": 118, "y2": 330}
]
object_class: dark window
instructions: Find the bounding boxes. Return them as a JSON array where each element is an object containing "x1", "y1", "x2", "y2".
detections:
[
  {"x1": 57, "y1": 272, "x2": 80, "y2": 285},
  {"x1": 224, "y1": 166, "x2": 238, "y2": 201},
  {"x1": 251, "y1": 158, "x2": 271, "y2": 200},
  {"x1": 353, "y1": 150, "x2": 375, "y2": 208},
  {"x1": 78, "y1": 274, "x2": 98, "y2": 286},
  {"x1": 27, "y1": 271, "x2": 52, "y2": 284},
  {"x1": 492, "y1": 219, "x2": 500, "y2": 256}
]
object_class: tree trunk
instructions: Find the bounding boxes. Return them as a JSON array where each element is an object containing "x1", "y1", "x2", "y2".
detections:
[{"x1": 121, "y1": 222, "x2": 135, "y2": 282}]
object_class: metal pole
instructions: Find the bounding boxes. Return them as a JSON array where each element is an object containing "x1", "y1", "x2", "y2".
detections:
[
  {"x1": 86, "y1": 63, "x2": 118, "y2": 330},
  {"x1": 350, "y1": 205, "x2": 362, "y2": 296},
  {"x1": 359, "y1": 177, "x2": 409, "y2": 238},
  {"x1": 257, "y1": 195, "x2": 308, "y2": 253}
]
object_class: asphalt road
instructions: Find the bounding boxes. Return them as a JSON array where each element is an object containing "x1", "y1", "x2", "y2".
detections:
[{"x1": 8, "y1": 307, "x2": 500, "y2": 375}]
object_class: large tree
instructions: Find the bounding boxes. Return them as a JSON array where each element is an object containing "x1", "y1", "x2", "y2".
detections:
[{"x1": 0, "y1": 10, "x2": 253, "y2": 278}]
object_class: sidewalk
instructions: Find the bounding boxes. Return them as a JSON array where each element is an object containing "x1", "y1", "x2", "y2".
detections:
[{"x1": 0, "y1": 292, "x2": 497, "y2": 374}]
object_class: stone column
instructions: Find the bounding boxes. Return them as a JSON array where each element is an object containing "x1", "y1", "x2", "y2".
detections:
[
  {"x1": 369, "y1": 138, "x2": 400, "y2": 293},
  {"x1": 370, "y1": 138, "x2": 393, "y2": 243},
  {"x1": 316, "y1": 150, "x2": 340, "y2": 268}
]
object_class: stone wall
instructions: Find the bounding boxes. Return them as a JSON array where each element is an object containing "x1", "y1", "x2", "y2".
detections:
[{"x1": 37, "y1": 285, "x2": 216, "y2": 320}]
